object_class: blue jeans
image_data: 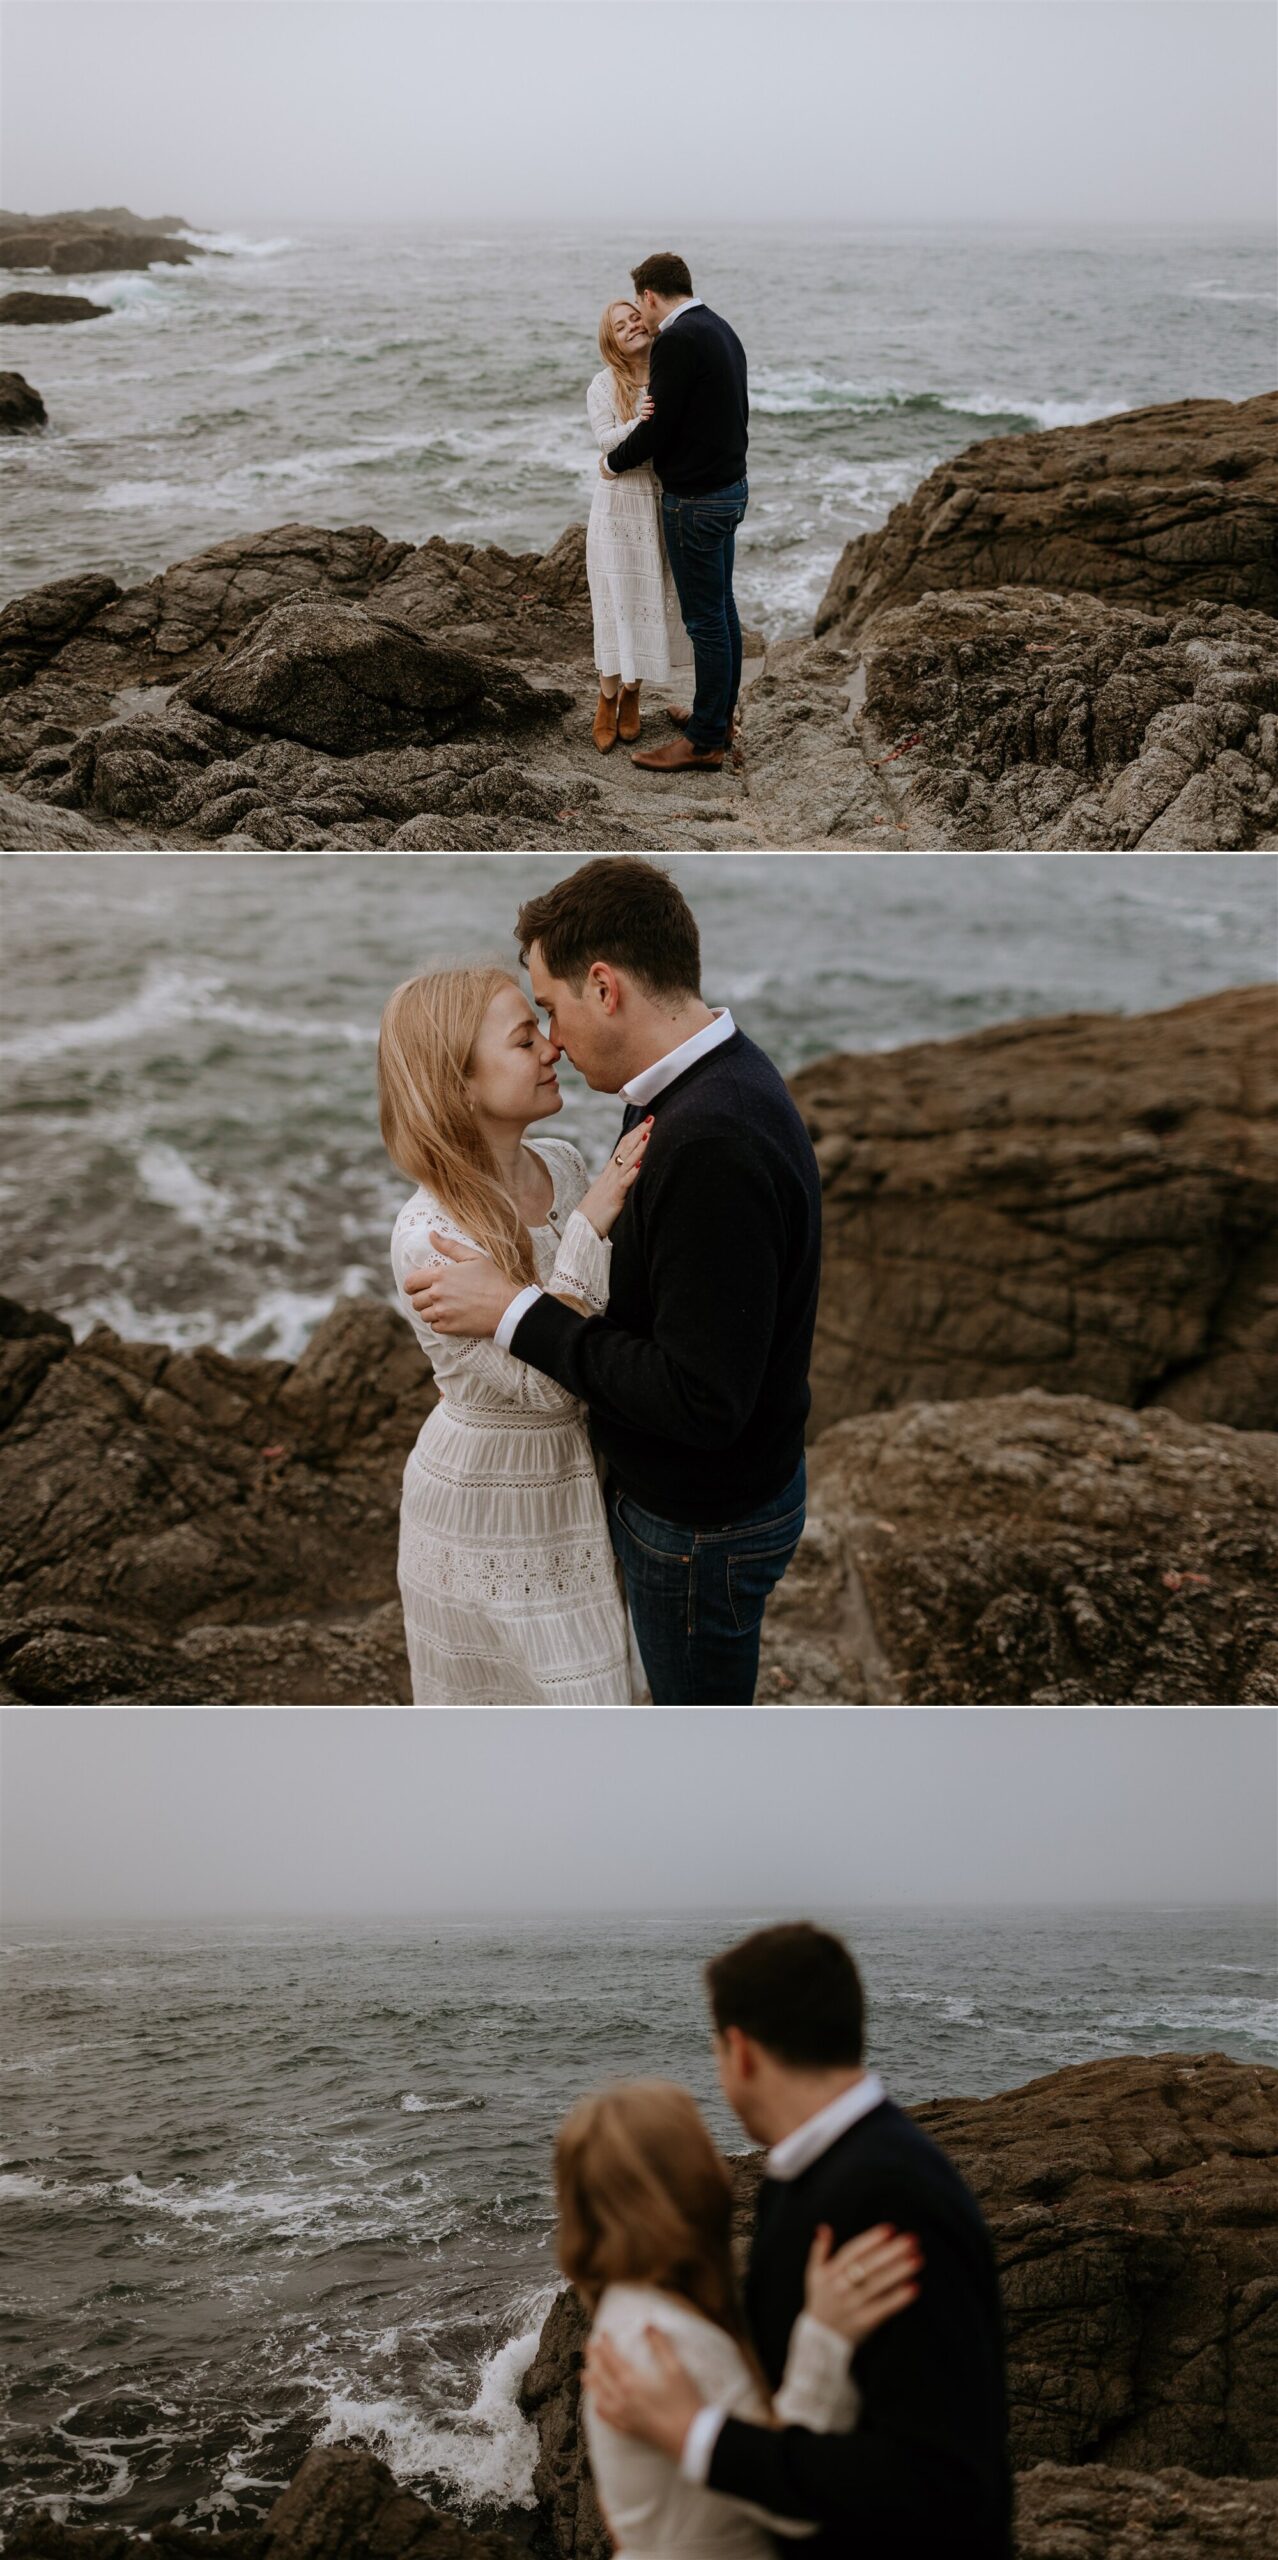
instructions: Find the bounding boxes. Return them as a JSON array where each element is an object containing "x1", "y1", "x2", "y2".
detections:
[
  {"x1": 608, "y1": 1458, "x2": 805, "y2": 1705},
  {"x1": 661, "y1": 477, "x2": 748, "y2": 752}
]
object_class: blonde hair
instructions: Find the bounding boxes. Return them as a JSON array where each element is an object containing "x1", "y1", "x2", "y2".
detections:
[
  {"x1": 555, "y1": 2081, "x2": 750, "y2": 2347},
  {"x1": 377, "y1": 965, "x2": 538, "y2": 1288},
  {"x1": 598, "y1": 300, "x2": 644, "y2": 423}
]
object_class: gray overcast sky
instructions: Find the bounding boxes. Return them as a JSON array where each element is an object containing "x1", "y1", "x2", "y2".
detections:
[
  {"x1": 2, "y1": 1711, "x2": 1273, "y2": 1920},
  {"x1": 3, "y1": 3, "x2": 1274, "y2": 228}
]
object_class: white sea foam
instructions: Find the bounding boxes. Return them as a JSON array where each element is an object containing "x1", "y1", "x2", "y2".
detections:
[
  {"x1": 400, "y1": 2093, "x2": 486, "y2": 2114},
  {"x1": 0, "y1": 961, "x2": 374, "y2": 1068},
  {"x1": 938, "y1": 390, "x2": 1130, "y2": 429},
  {"x1": 0, "y1": 965, "x2": 224, "y2": 1067},
  {"x1": 174, "y1": 229, "x2": 295, "y2": 259},
  {"x1": 318, "y1": 2299, "x2": 555, "y2": 2512},
  {"x1": 135, "y1": 1142, "x2": 232, "y2": 1231}
]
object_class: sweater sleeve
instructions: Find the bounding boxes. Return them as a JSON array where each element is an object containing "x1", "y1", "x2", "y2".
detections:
[
  {"x1": 508, "y1": 1131, "x2": 786, "y2": 1452},
  {"x1": 588, "y1": 372, "x2": 643, "y2": 458},
  {"x1": 707, "y1": 2187, "x2": 996, "y2": 2541},
  {"x1": 605, "y1": 329, "x2": 691, "y2": 476}
]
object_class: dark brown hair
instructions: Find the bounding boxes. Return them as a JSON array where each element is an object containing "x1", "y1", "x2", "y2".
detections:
[
  {"x1": 705, "y1": 1923, "x2": 866, "y2": 2068},
  {"x1": 515, "y1": 858, "x2": 701, "y2": 999},
  {"x1": 632, "y1": 252, "x2": 693, "y2": 300},
  {"x1": 555, "y1": 2080, "x2": 749, "y2": 2348}
]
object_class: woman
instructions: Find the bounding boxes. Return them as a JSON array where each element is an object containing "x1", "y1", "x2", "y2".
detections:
[
  {"x1": 380, "y1": 965, "x2": 650, "y2": 1705},
  {"x1": 586, "y1": 300, "x2": 692, "y2": 753},
  {"x1": 556, "y1": 2082, "x2": 921, "y2": 2560}
]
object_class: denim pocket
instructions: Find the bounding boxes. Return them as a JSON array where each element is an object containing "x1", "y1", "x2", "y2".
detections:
[
  {"x1": 612, "y1": 1492, "x2": 692, "y2": 1568},
  {"x1": 725, "y1": 1514, "x2": 805, "y2": 1635}
]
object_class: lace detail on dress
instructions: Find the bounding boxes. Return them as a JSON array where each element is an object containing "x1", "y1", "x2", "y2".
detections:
[{"x1": 586, "y1": 369, "x2": 692, "y2": 686}]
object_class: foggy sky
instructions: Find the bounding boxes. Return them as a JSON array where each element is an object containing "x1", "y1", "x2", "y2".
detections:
[
  {"x1": 4, "y1": 4, "x2": 1274, "y2": 229},
  {"x1": 2, "y1": 1711, "x2": 1273, "y2": 1921}
]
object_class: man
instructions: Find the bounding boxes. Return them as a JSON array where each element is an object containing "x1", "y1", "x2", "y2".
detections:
[
  {"x1": 602, "y1": 253, "x2": 748, "y2": 774},
  {"x1": 587, "y1": 1923, "x2": 1014, "y2": 2560},
  {"x1": 404, "y1": 857, "x2": 820, "y2": 1706}
]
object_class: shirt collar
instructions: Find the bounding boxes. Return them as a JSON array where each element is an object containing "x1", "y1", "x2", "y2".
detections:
[
  {"x1": 621, "y1": 1007, "x2": 735, "y2": 1109},
  {"x1": 658, "y1": 295, "x2": 705, "y2": 333},
  {"x1": 766, "y1": 2071, "x2": 887, "y2": 2182}
]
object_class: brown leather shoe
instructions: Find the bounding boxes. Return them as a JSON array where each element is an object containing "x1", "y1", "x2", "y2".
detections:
[
  {"x1": 668, "y1": 702, "x2": 741, "y2": 740},
  {"x1": 592, "y1": 689, "x2": 619, "y2": 752},
  {"x1": 616, "y1": 684, "x2": 642, "y2": 743},
  {"x1": 631, "y1": 735, "x2": 724, "y2": 772}
]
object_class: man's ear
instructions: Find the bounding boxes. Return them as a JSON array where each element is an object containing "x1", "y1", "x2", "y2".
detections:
[
  {"x1": 588, "y1": 962, "x2": 623, "y2": 1015},
  {"x1": 725, "y1": 2024, "x2": 755, "y2": 2079}
]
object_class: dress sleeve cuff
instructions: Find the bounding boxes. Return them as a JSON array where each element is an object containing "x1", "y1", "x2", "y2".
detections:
[
  {"x1": 680, "y1": 2405, "x2": 726, "y2": 2484},
  {"x1": 494, "y1": 1285, "x2": 543, "y2": 1352},
  {"x1": 549, "y1": 1209, "x2": 611, "y2": 1312}
]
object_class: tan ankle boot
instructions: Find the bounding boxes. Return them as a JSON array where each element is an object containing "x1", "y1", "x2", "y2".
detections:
[
  {"x1": 616, "y1": 684, "x2": 642, "y2": 743},
  {"x1": 593, "y1": 688, "x2": 619, "y2": 752}
]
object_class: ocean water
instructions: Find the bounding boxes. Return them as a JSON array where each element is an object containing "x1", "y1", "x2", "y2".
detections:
[
  {"x1": 1, "y1": 852, "x2": 1271, "y2": 1360},
  {"x1": 1, "y1": 221, "x2": 1273, "y2": 632},
  {"x1": 1, "y1": 1905, "x2": 1273, "y2": 2534}
]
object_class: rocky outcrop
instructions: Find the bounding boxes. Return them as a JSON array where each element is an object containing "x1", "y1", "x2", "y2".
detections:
[
  {"x1": 0, "y1": 371, "x2": 45, "y2": 431},
  {"x1": 817, "y1": 396, "x2": 1278, "y2": 642},
  {"x1": 178, "y1": 595, "x2": 572, "y2": 755},
  {"x1": 854, "y1": 587, "x2": 1278, "y2": 849},
  {"x1": 522, "y1": 2056, "x2": 1278, "y2": 2560},
  {"x1": 794, "y1": 987, "x2": 1278, "y2": 1439},
  {"x1": 8, "y1": 2446, "x2": 527, "y2": 2560},
  {"x1": 0, "y1": 290, "x2": 109, "y2": 324},
  {"x1": 0, "y1": 232, "x2": 195, "y2": 272},
  {"x1": 1013, "y1": 2464, "x2": 1278, "y2": 2558},
  {"x1": 2, "y1": 393, "x2": 1277, "y2": 847},
  {"x1": 0, "y1": 1294, "x2": 431, "y2": 1704},
  {"x1": 0, "y1": 208, "x2": 198, "y2": 274},
  {"x1": 759, "y1": 1389, "x2": 1278, "y2": 1704}
]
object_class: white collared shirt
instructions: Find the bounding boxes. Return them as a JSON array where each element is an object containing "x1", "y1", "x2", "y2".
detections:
[
  {"x1": 658, "y1": 294, "x2": 705, "y2": 331},
  {"x1": 493, "y1": 1010, "x2": 736, "y2": 1352},
  {"x1": 681, "y1": 2069, "x2": 889, "y2": 2485}
]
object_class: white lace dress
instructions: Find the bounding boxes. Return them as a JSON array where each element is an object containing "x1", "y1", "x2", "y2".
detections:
[
  {"x1": 584, "y1": 2283, "x2": 860, "y2": 2560},
  {"x1": 390, "y1": 1137, "x2": 637, "y2": 1706},
  {"x1": 586, "y1": 368, "x2": 693, "y2": 686}
]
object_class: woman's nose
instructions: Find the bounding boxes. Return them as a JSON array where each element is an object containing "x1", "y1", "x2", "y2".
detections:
[{"x1": 542, "y1": 1037, "x2": 561, "y2": 1063}]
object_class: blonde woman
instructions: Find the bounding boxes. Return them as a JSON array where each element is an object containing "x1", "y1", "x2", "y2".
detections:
[
  {"x1": 379, "y1": 965, "x2": 651, "y2": 1704},
  {"x1": 556, "y1": 2082, "x2": 921, "y2": 2560},
  {"x1": 587, "y1": 300, "x2": 692, "y2": 752}
]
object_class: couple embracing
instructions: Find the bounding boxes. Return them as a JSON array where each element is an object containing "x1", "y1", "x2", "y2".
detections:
[
  {"x1": 560, "y1": 1920, "x2": 1012, "y2": 2560},
  {"x1": 586, "y1": 252, "x2": 748, "y2": 772},
  {"x1": 378, "y1": 859, "x2": 818, "y2": 1706}
]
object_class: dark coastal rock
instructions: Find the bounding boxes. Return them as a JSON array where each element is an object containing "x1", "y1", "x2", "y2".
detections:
[
  {"x1": 0, "y1": 572, "x2": 122, "y2": 693},
  {"x1": 0, "y1": 1294, "x2": 432, "y2": 1704},
  {"x1": 794, "y1": 986, "x2": 1278, "y2": 1438},
  {"x1": 0, "y1": 290, "x2": 109, "y2": 323},
  {"x1": 522, "y1": 2055, "x2": 1278, "y2": 2560},
  {"x1": 854, "y1": 587, "x2": 1278, "y2": 849},
  {"x1": 56, "y1": 521, "x2": 416, "y2": 685},
  {"x1": 8, "y1": 2446, "x2": 527, "y2": 2560},
  {"x1": 760, "y1": 1389, "x2": 1278, "y2": 1705},
  {"x1": 817, "y1": 394, "x2": 1278, "y2": 641},
  {"x1": 0, "y1": 370, "x2": 46, "y2": 431},
  {"x1": 0, "y1": 232, "x2": 195, "y2": 273},
  {"x1": 0, "y1": 206, "x2": 190, "y2": 237},
  {"x1": 178, "y1": 594, "x2": 571, "y2": 756},
  {"x1": 1013, "y1": 2464, "x2": 1278, "y2": 2559}
]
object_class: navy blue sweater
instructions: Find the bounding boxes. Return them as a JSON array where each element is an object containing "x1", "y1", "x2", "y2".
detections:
[
  {"x1": 510, "y1": 1030, "x2": 820, "y2": 1525},
  {"x1": 712, "y1": 2102, "x2": 1013, "y2": 2560},
  {"x1": 606, "y1": 303, "x2": 749, "y2": 498}
]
